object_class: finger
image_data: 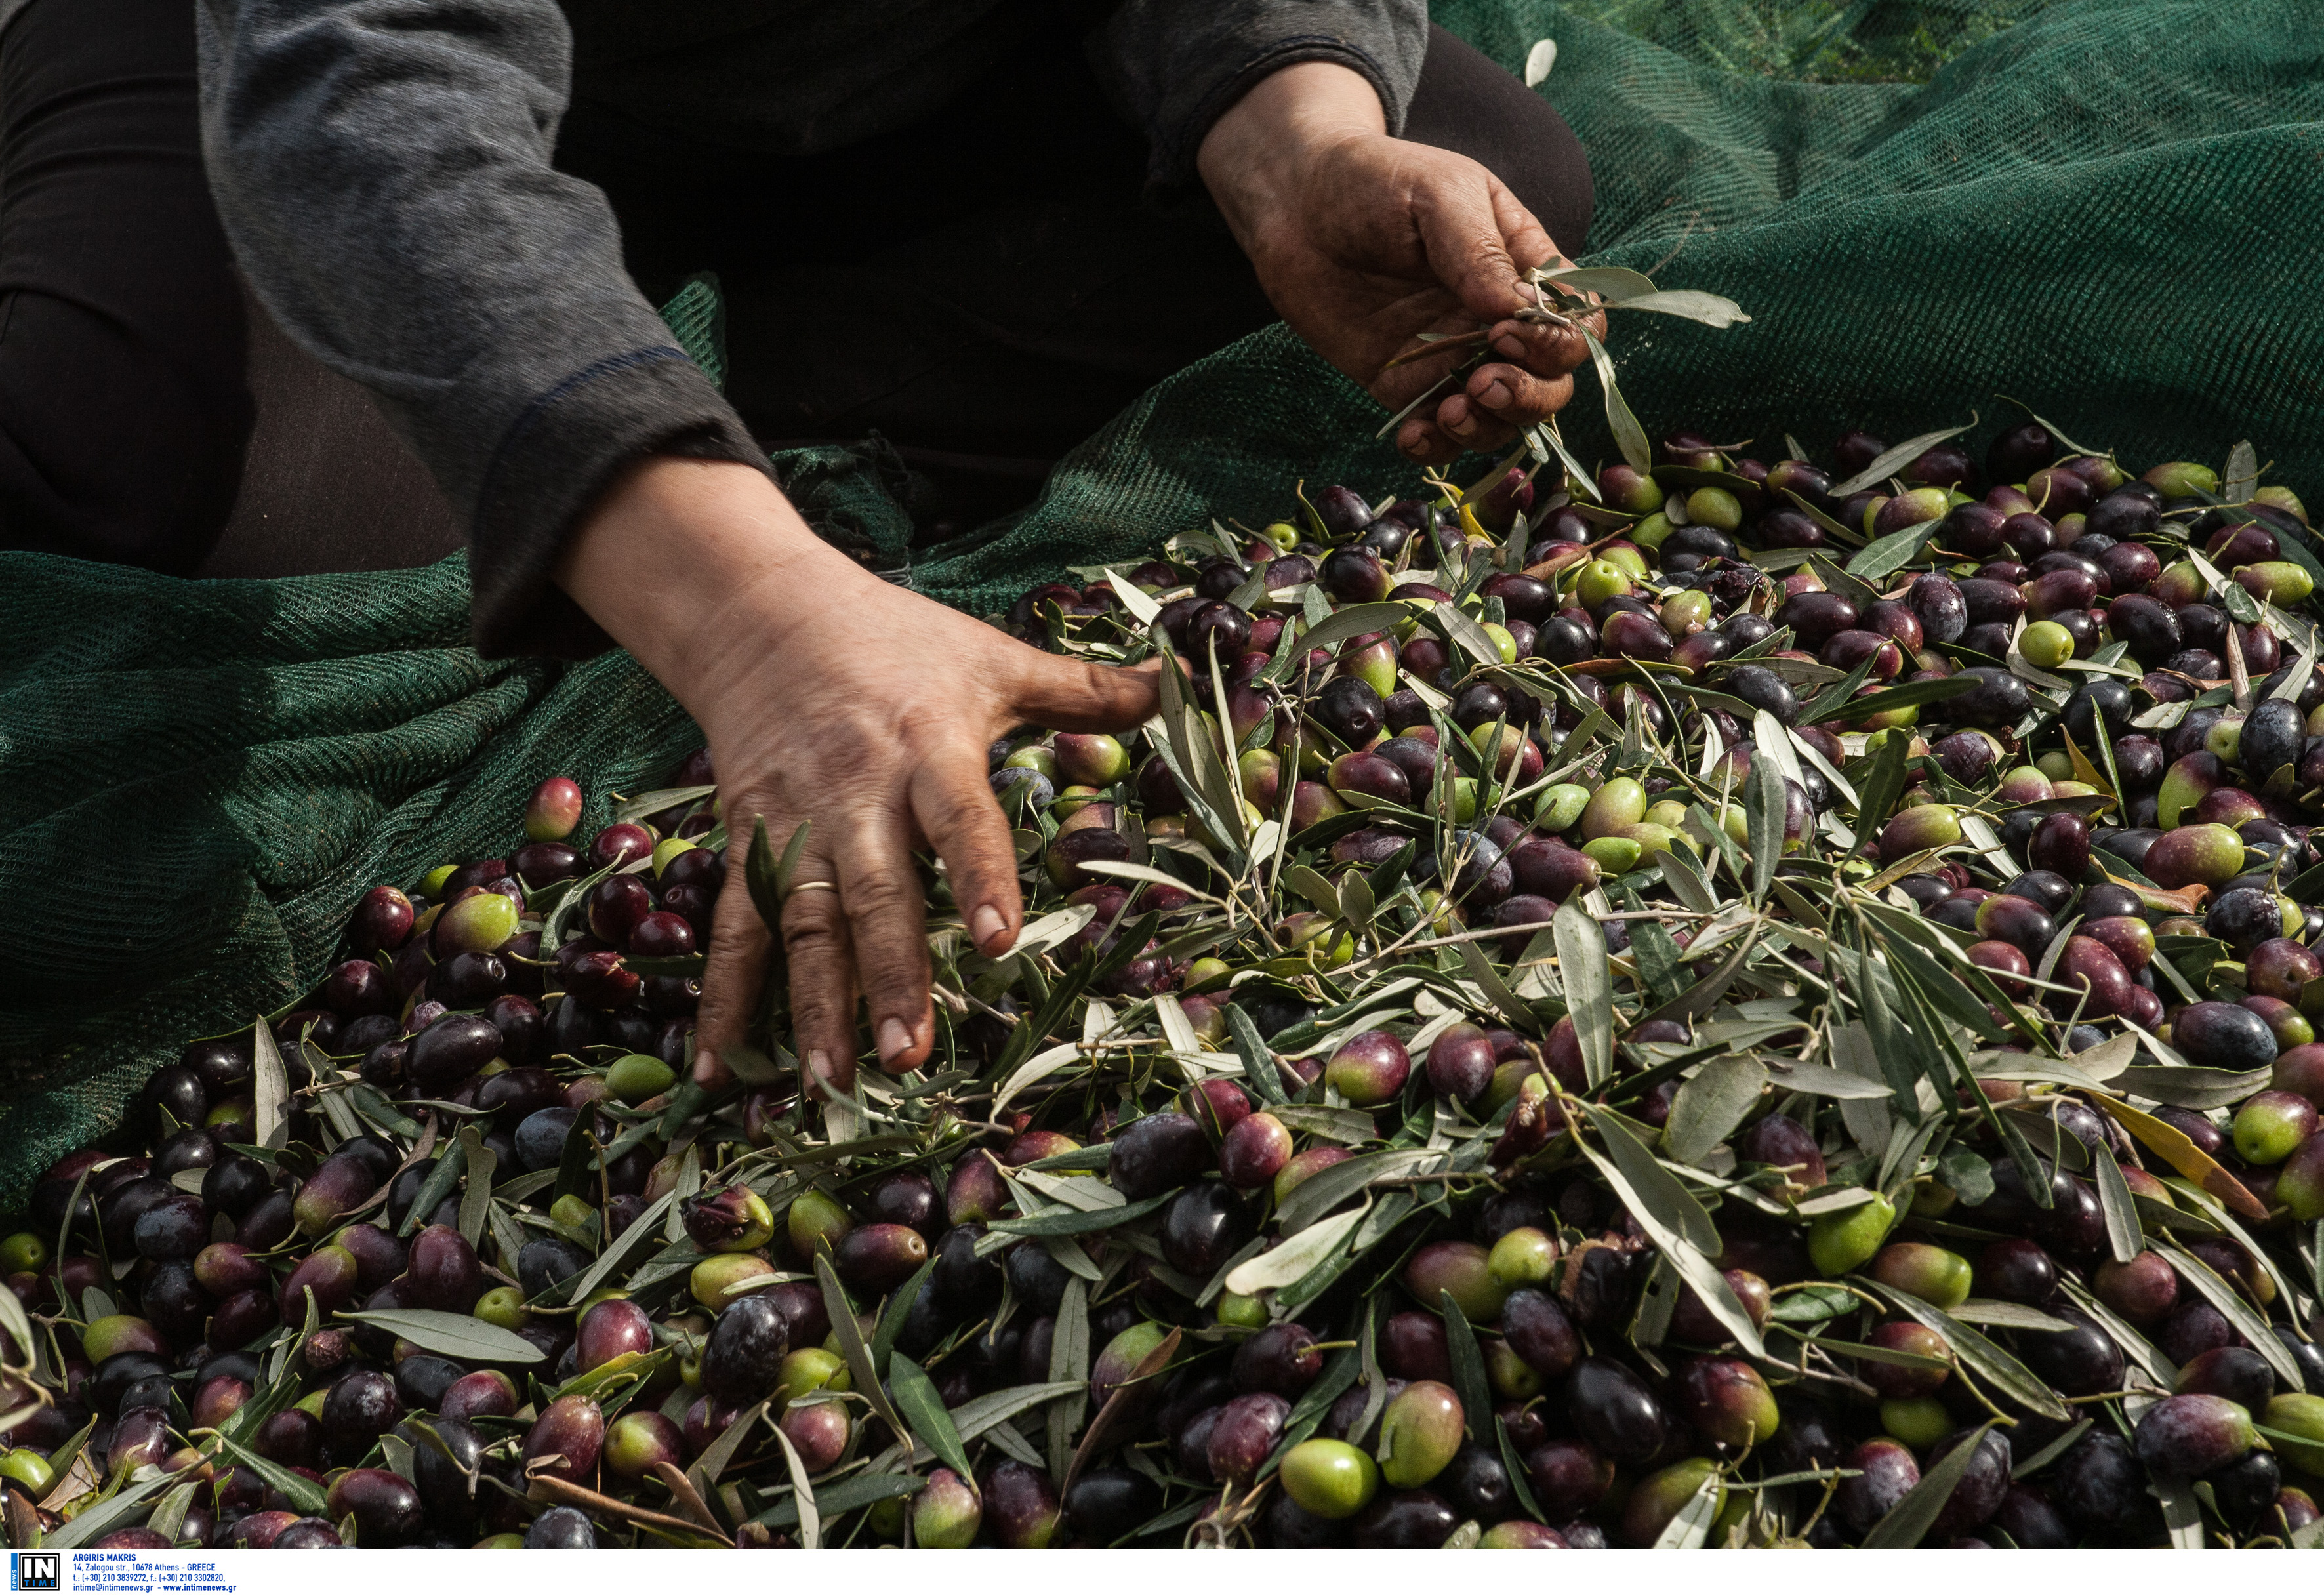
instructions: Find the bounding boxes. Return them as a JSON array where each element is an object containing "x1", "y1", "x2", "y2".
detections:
[
  {"x1": 1464, "y1": 363, "x2": 1575, "y2": 428},
  {"x1": 779, "y1": 851, "x2": 863, "y2": 1099},
  {"x1": 1013, "y1": 653, "x2": 1162, "y2": 735},
  {"x1": 1412, "y1": 171, "x2": 1551, "y2": 325},
  {"x1": 1396, "y1": 416, "x2": 1462, "y2": 465},
  {"x1": 830, "y1": 808, "x2": 937, "y2": 1076},
  {"x1": 693, "y1": 832, "x2": 775, "y2": 1089},
  {"x1": 1431, "y1": 390, "x2": 1519, "y2": 454},
  {"x1": 1484, "y1": 316, "x2": 1589, "y2": 378},
  {"x1": 1488, "y1": 180, "x2": 1559, "y2": 279},
  {"x1": 911, "y1": 746, "x2": 1027, "y2": 958}
]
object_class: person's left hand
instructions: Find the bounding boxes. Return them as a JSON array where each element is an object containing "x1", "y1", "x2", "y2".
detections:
[{"x1": 1198, "y1": 62, "x2": 1602, "y2": 466}]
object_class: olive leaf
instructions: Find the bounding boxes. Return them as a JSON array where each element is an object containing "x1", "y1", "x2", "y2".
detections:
[
  {"x1": 1047, "y1": 1277, "x2": 1090, "y2": 1481},
  {"x1": 1743, "y1": 753, "x2": 1784, "y2": 901},
  {"x1": 1579, "y1": 327, "x2": 1652, "y2": 473},
  {"x1": 1661, "y1": 1055, "x2": 1768, "y2": 1166},
  {"x1": 1437, "y1": 1292, "x2": 1494, "y2": 1443},
  {"x1": 889, "y1": 1353, "x2": 974, "y2": 1481},
  {"x1": 2089, "y1": 1141, "x2": 2144, "y2": 1266},
  {"x1": 813, "y1": 1253, "x2": 910, "y2": 1446},
  {"x1": 251, "y1": 1017, "x2": 289, "y2": 1152},
  {"x1": 2154, "y1": 1240, "x2": 2303, "y2": 1388},
  {"x1": 338, "y1": 1308, "x2": 544, "y2": 1363},
  {"x1": 1553, "y1": 899, "x2": 1613, "y2": 1086},
  {"x1": 1828, "y1": 419, "x2": 1975, "y2": 499},
  {"x1": 1865, "y1": 1283, "x2": 2070, "y2": 1420},
  {"x1": 1845, "y1": 520, "x2": 1939, "y2": 582},
  {"x1": 748, "y1": 1473, "x2": 919, "y2": 1534},
  {"x1": 1651, "y1": 1472, "x2": 1724, "y2": 1549}
]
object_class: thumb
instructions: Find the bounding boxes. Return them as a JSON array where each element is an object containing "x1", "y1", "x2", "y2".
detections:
[
  {"x1": 1013, "y1": 653, "x2": 1162, "y2": 735},
  {"x1": 1413, "y1": 171, "x2": 1555, "y2": 327}
]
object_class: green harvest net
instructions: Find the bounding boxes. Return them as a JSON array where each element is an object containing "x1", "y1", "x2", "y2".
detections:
[{"x1": 5, "y1": 0, "x2": 2323, "y2": 1206}]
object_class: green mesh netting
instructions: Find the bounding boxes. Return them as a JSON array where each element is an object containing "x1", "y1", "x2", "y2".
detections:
[{"x1": 7, "y1": 0, "x2": 2323, "y2": 1205}]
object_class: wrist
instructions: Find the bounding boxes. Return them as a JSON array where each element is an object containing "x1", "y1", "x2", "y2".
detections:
[
  {"x1": 1197, "y1": 60, "x2": 1385, "y2": 250},
  {"x1": 552, "y1": 455, "x2": 864, "y2": 711}
]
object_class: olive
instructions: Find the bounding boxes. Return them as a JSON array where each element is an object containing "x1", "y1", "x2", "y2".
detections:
[
  {"x1": 2135, "y1": 1392, "x2": 2254, "y2": 1480},
  {"x1": 833, "y1": 1221, "x2": 929, "y2": 1294},
  {"x1": 1404, "y1": 1240, "x2": 1505, "y2": 1324},
  {"x1": 1564, "y1": 1355, "x2": 1666, "y2": 1467},
  {"x1": 1835, "y1": 1437, "x2": 1920, "y2": 1533},
  {"x1": 1062, "y1": 1465, "x2": 1159, "y2": 1545},
  {"x1": 1948, "y1": 665, "x2": 2033, "y2": 727},
  {"x1": 1280, "y1": 1438, "x2": 1380, "y2": 1520},
  {"x1": 1677, "y1": 1355, "x2": 1780, "y2": 1448},
  {"x1": 1925, "y1": 1427, "x2": 2012, "y2": 1538},
  {"x1": 1352, "y1": 1488, "x2": 1459, "y2": 1549},
  {"x1": 1233, "y1": 1322, "x2": 1324, "y2": 1399},
  {"x1": 1159, "y1": 1181, "x2": 1252, "y2": 1278},
  {"x1": 701, "y1": 1294, "x2": 789, "y2": 1406},
  {"x1": 523, "y1": 1505, "x2": 598, "y2": 1549},
  {"x1": 1324, "y1": 1029, "x2": 1410, "y2": 1105},
  {"x1": 515, "y1": 1236, "x2": 591, "y2": 1299},
  {"x1": 1207, "y1": 1391, "x2": 1292, "y2": 1486},
  {"x1": 1774, "y1": 590, "x2": 1859, "y2": 649},
  {"x1": 326, "y1": 1467, "x2": 425, "y2": 1547},
  {"x1": 2173, "y1": 1000, "x2": 2280, "y2": 1073},
  {"x1": 1725, "y1": 664, "x2": 1798, "y2": 724},
  {"x1": 1107, "y1": 1111, "x2": 1211, "y2": 1200},
  {"x1": 2174, "y1": 1345, "x2": 2276, "y2": 1414},
  {"x1": 520, "y1": 1393, "x2": 605, "y2": 1485},
  {"x1": 319, "y1": 1366, "x2": 404, "y2": 1460}
]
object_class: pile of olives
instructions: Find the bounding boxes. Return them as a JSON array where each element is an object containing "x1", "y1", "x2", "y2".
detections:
[{"x1": 7, "y1": 420, "x2": 2324, "y2": 1552}]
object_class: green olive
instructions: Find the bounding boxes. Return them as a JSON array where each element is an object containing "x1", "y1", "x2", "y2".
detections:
[
  {"x1": 2018, "y1": 619, "x2": 2074, "y2": 669},
  {"x1": 1687, "y1": 487, "x2": 1743, "y2": 531},
  {"x1": 474, "y1": 1285, "x2": 531, "y2": 1330},
  {"x1": 604, "y1": 1052, "x2": 676, "y2": 1105},
  {"x1": 1278, "y1": 1438, "x2": 1380, "y2": 1519}
]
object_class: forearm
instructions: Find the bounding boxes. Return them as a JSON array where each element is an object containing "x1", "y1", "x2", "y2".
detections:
[
  {"x1": 196, "y1": 0, "x2": 765, "y2": 657},
  {"x1": 552, "y1": 457, "x2": 879, "y2": 713}
]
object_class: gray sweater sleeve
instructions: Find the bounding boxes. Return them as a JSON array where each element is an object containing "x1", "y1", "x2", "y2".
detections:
[
  {"x1": 1093, "y1": 0, "x2": 1431, "y2": 198},
  {"x1": 194, "y1": 0, "x2": 770, "y2": 660}
]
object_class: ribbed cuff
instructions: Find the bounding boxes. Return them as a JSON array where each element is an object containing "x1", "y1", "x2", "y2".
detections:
[{"x1": 466, "y1": 348, "x2": 771, "y2": 659}]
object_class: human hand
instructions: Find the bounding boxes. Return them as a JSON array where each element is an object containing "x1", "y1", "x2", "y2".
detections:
[
  {"x1": 556, "y1": 457, "x2": 1159, "y2": 1098},
  {"x1": 1198, "y1": 62, "x2": 1600, "y2": 466}
]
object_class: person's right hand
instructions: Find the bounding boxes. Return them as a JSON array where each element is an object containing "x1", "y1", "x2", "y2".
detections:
[{"x1": 555, "y1": 456, "x2": 1159, "y2": 1099}]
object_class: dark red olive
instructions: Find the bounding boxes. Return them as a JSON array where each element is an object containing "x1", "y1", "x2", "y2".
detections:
[
  {"x1": 1565, "y1": 1355, "x2": 1665, "y2": 1466},
  {"x1": 1233, "y1": 1323, "x2": 1324, "y2": 1399},
  {"x1": 1108, "y1": 1112, "x2": 1212, "y2": 1200},
  {"x1": 834, "y1": 1222, "x2": 929, "y2": 1294},
  {"x1": 1524, "y1": 1438, "x2": 1614, "y2": 1521},
  {"x1": 1773, "y1": 591, "x2": 1858, "y2": 649},
  {"x1": 1835, "y1": 1438, "x2": 1921, "y2": 1532},
  {"x1": 326, "y1": 1467, "x2": 424, "y2": 1547}
]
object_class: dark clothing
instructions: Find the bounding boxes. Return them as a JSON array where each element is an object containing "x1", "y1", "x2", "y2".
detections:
[
  {"x1": 558, "y1": 23, "x2": 1595, "y2": 527},
  {"x1": 1, "y1": 0, "x2": 1591, "y2": 653},
  {"x1": 0, "y1": 0, "x2": 251, "y2": 575}
]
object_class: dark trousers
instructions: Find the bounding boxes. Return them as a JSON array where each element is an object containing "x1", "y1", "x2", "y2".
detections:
[{"x1": 0, "y1": 3, "x2": 1593, "y2": 575}]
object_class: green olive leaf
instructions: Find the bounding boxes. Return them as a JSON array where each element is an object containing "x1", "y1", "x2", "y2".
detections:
[{"x1": 336, "y1": 1308, "x2": 544, "y2": 1363}]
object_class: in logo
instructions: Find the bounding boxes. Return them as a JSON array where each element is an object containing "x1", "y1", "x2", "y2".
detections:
[{"x1": 10, "y1": 1553, "x2": 58, "y2": 1592}]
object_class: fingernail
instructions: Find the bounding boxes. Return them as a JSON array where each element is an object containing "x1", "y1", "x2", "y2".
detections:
[
  {"x1": 972, "y1": 903, "x2": 1009, "y2": 950},
  {"x1": 691, "y1": 1049, "x2": 720, "y2": 1084},
  {"x1": 1481, "y1": 381, "x2": 1511, "y2": 409},
  {"x1": 806, "y1": 1048, "x2": 836, "y2": 1086},
  {"x1": 876, "y1": 1017, "x2": 912, "y2": 1065},
  {"x1": 1496, "y1": 335, "x2": 1526, "y2": 359}
]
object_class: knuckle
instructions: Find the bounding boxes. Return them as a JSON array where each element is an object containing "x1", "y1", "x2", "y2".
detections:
[{"x1": 843, "y1": 872, "x2": 924, "y2": 930}]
